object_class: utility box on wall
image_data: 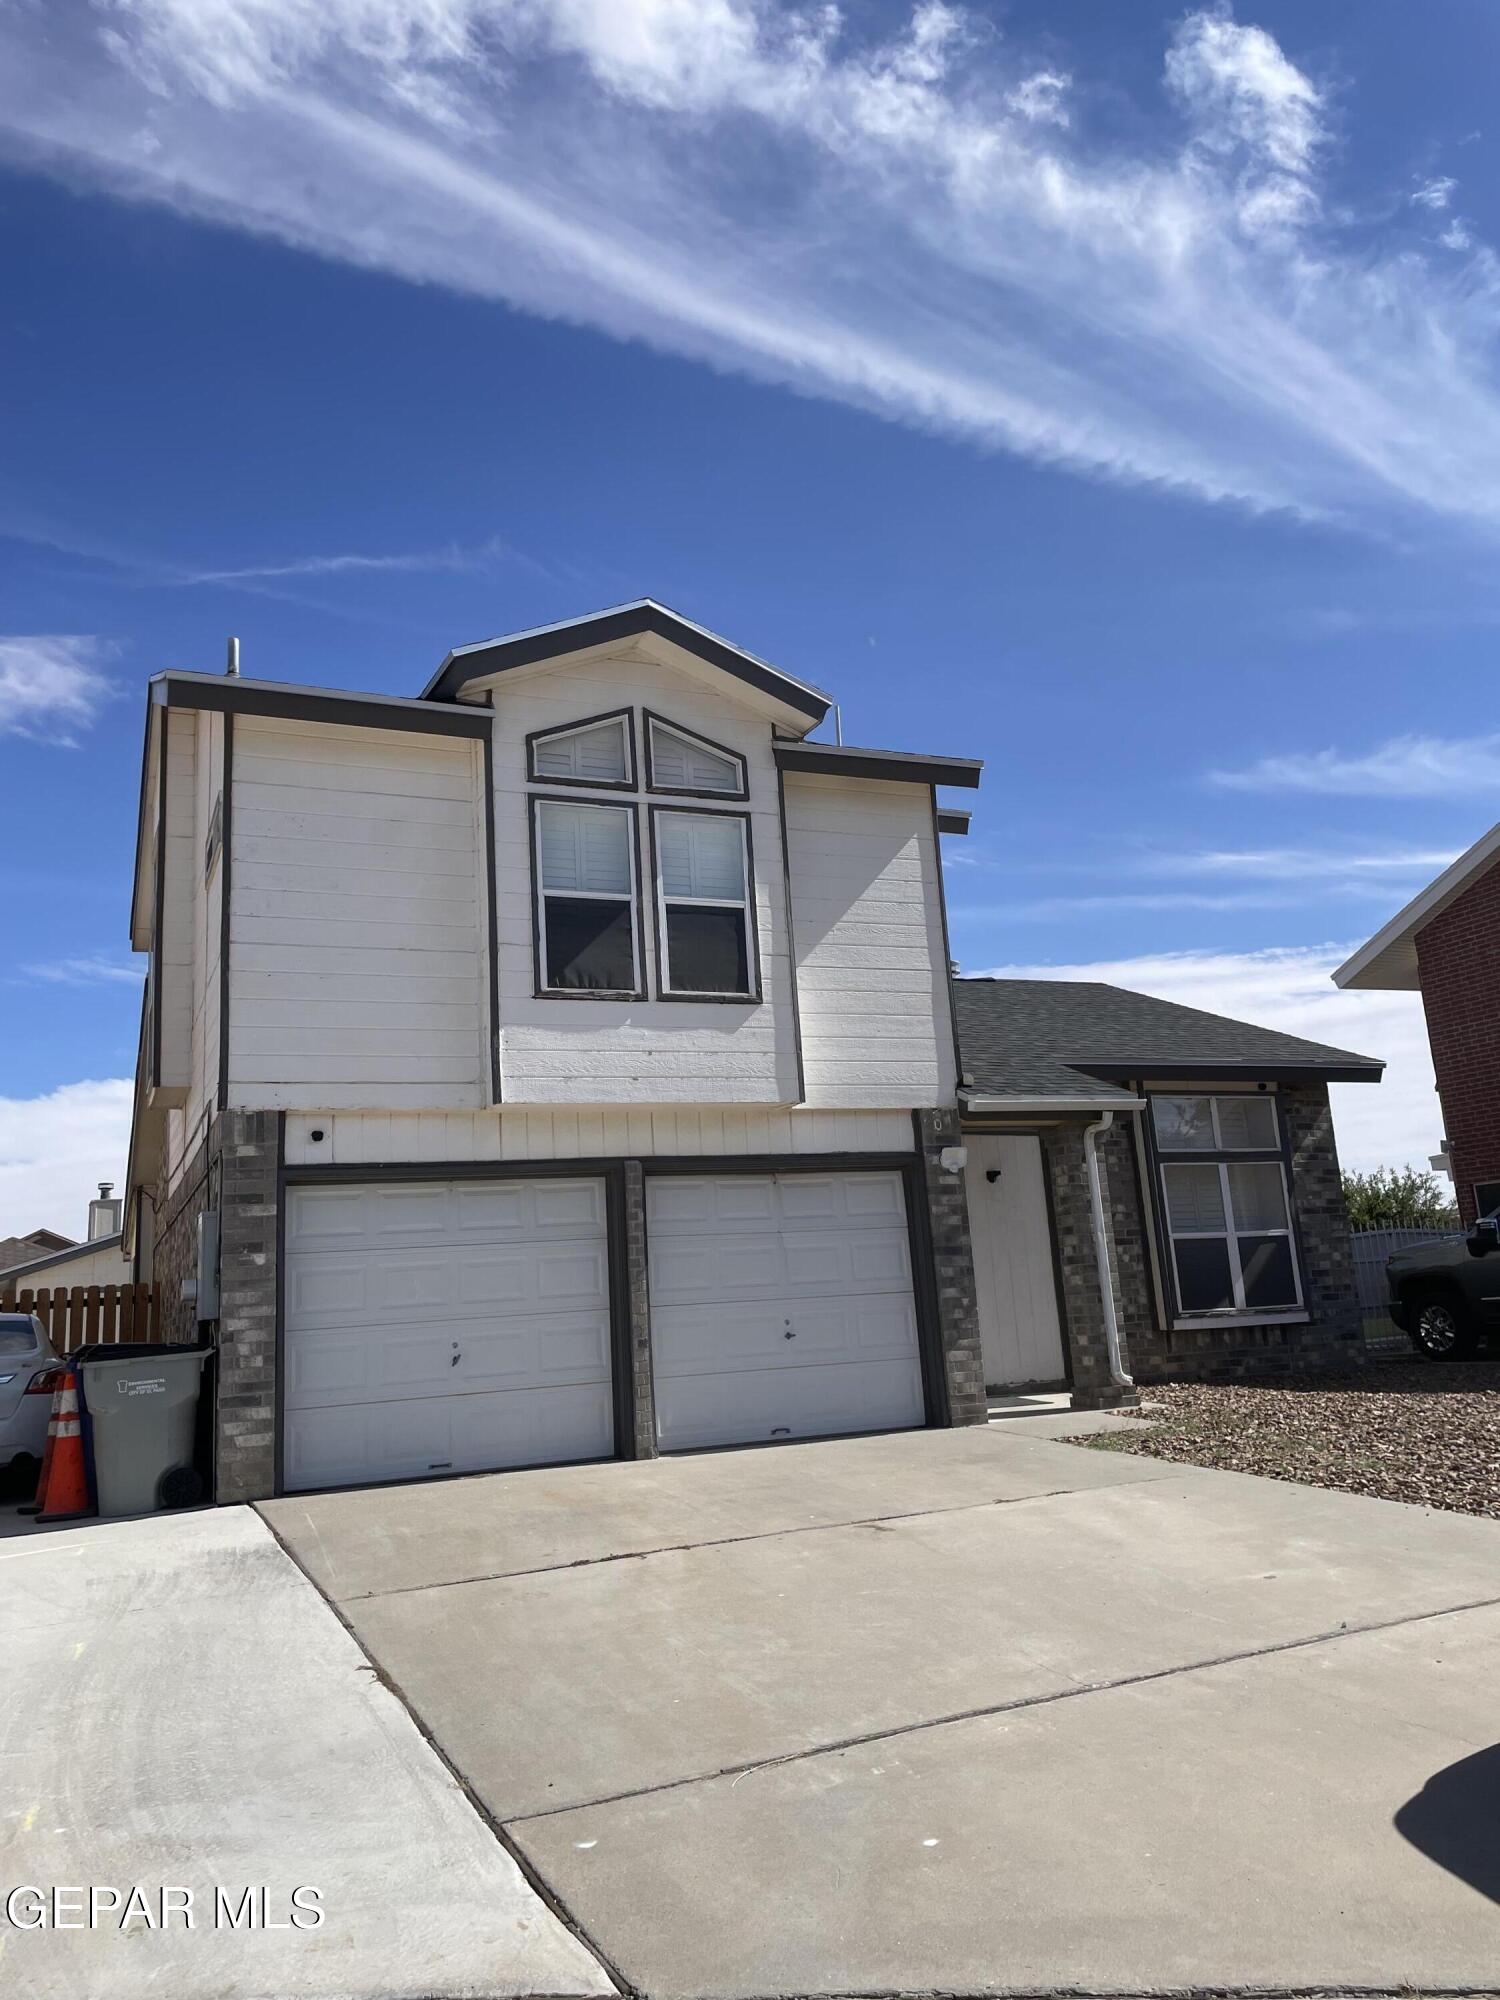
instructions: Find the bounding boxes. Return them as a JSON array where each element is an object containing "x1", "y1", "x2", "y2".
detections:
[{"x1": 195, "y1": 1209, "x2": 220, "y2": 1323}]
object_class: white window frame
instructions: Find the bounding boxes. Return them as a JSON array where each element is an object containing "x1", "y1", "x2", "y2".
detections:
[
  {"x1": 526, "y1": 709, "x2": 636, "y2": 791},
  {"x1": 650, "y1": 806, "x2": 759, "y2": 1001},
  {"x1": 1151, "y1": 1092, "x2": 1304, "y2": 1321},
  {"x1": 644, "y1": 710, "x2": 748, "y2": 801},
  {"x1": 531, "y1": 796, "x2": 643, "y2": 999}
]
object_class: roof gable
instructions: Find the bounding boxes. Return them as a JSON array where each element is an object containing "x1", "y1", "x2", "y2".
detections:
[
  {"x1": 1335, "y1": 820, "x2": 1500, "y2": 991},
  {"x1": 421, "y1": 600, "x2": 831, "y2": 730}
]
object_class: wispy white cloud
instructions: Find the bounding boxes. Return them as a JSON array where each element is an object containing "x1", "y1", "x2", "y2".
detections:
[
  {"x1": 1411, "y1": 175, "x2": 1456, "y2": 211},
  {"x1": 1211, "y1": 733, "x2": 1500, "y2": 797},
  {"x1": 0, "y1": 1078, "x2": 133, "y2": 1239},
  {"x1": 172, "y1": 530, "x2": 543, "y2": 584},
  {"x1": 0, "y1": 636, "x2": 114, "y2": 744},
  {"x1": 1151, "y1": 844, "x2": 1459, "y2": 879},
  {"x1": 23, "y1": 956, "x2": 143, "y2": 987},
  {"x1": 4, "y1": 5, "x2": 1500, "y2": 532},
  {"x1": 1441, "y1": 219, "x2": 1474, "y2": 253},
  {"x1": 971, "y1": 944, "x2": 1436, "y2": 1174},
  {"x1": 954, "y1": 889, "x2": 1298, "y2": 921},
  {"x1": 1007, "y1": 70, "x2": 1070, "y2": 128}
]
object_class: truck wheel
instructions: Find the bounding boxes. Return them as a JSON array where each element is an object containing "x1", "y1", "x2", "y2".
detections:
[{"x1": 1408, "y1": 1291, "x2": 1477, "y2": 1360}]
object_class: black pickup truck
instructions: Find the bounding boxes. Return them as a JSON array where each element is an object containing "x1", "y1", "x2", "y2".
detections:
[{"x1": 1386, "y1": 1216, "x2": 1500, "y2": 1358}]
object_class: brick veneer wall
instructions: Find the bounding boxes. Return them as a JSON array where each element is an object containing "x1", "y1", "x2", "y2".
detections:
[
  {"x1": 913, "y1": 1109, "x2": 988, "y2": 1426},
  {"x1": 1415, "y1": 855, "x2": 1500, "y2": 1225},
  {"x1": 1039, "y1": 1121, "x2": 1139, "y2": 1409},
  {"x1": 621, "y1": 1161, "x2": 658, "y2": 1459},
  {"x1": 1089, "y1": 1084, "x2": 1362, "y2": 1382},
  {"x1": 150, "y1": 1121, "x2": 220, "y2": 1347},
  {"x1": 215, "y1": 1110, "x2": 280, "y2": 1503}
]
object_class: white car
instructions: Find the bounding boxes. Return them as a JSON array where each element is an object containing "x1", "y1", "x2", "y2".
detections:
[{"x1": 0, "y1": 1314, "x2": 64, "y2": 1482}]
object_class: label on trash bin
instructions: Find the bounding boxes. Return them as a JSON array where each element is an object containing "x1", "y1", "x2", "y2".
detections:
[{"x1": 117, "y1": 1377, "x2": 167, "y2": 1396}]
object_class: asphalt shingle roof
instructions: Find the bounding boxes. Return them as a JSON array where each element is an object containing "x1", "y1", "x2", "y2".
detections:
[{"x1": 953, "y1": 979, "x2": 1383, "y2": 1101}]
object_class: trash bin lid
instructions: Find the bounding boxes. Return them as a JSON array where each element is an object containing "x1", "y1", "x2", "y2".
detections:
[{"x1": 72, "y1": 1342, "x2": 205, "y2": 1364}]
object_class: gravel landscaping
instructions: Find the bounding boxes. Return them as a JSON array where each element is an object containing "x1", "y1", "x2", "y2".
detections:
[{"x1": 1079, "y1": 1360, "x2": 1500, "y2": 1518}]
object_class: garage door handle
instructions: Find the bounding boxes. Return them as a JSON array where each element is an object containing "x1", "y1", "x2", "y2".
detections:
[{"x1": 784, "y1": 1324, "x2": 796, "y2": 1340}]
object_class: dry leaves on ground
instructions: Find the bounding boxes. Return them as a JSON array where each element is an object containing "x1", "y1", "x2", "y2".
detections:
[{"x1": 1079, "y1": 1361, "x2": 1500, "y2": 1518}]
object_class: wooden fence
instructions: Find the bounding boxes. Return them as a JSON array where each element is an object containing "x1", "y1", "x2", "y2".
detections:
[{"x1": 0, "y1": 1282, "x2": 162, "y2": 1353}]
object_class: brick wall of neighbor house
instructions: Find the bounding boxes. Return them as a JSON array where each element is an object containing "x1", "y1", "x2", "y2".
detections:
[
  {"x1": 215, "y1": 1111, "x2": 280, "y2": 1504},
  {"x1": 1040, "y1": 1122, "x2": 1138, "y2": 1409},
  {"x1": 1415, "y1": 856, "x2": 1500, "y2": 1225},
  {"x1": 913, "y1": 1109, "x2": 988, "y2": 1426},
  {"x1": 1114, "y1": 1083, "x2": 1362, "y2": 1382}
]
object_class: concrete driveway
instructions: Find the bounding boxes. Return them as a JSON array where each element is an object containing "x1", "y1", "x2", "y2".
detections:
[{"x1": 261, "y1": 1422, "x2": 1500, "y2": 1997}]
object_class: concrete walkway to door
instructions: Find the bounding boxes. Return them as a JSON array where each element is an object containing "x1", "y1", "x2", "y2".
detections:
[{"x1": 262, "y1": 1423, "x2": 1500, "y2": 1998}]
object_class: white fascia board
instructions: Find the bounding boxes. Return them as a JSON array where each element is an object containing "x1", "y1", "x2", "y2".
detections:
[{"x1": 1334, "y1": 818, "x2": 1500, "y2": 991}]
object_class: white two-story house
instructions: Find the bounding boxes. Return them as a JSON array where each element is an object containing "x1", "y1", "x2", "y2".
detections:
[{"x1": 123, "y1": 603, "x2": 987, "y2": 1501}]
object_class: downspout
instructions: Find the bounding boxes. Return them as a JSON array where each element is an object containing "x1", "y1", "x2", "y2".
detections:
[{"x1": 1082, "y1": 1111, "x2": 1135, "y2": 1394}]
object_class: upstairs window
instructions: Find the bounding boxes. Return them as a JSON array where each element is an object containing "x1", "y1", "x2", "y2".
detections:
[
  {"x1": 1151, "y1": 1093, "x2": 1301, "y2": 1317},
  {"x1": 645, "y1": 713, "x2": 747, "y2": 799},
  {"x1": 527, "y1": 711, "x2": 634, "y2": 789},
  {"x1": 533, "y1": 799, "x2": 641, "y2": 996},
  {"x1": 653, "y1": 809, "x2": 757, "y2": 998}
]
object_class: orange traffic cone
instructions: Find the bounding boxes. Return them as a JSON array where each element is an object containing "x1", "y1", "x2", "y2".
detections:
[{"x1": 35, "y1": 1370, "x2": 92, "y2": 1523}]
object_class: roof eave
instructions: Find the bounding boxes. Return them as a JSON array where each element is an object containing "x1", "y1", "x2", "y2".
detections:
[
  {"x1": 1334, "y1": 820, "x2": 1500, "y2": 991},
  {"x1": 961, "y1": 1092, "x2": 1144, "y2": 1114},
  {"x1": 1077, "y1": 1059, "x2": 1385, "y2": 1085},
  {"x1": 423, "y1": 600, "x2": 831, "y2": 726},
  {"x1": 774, "y1": 743, "x2": 983, "y2": 788}
]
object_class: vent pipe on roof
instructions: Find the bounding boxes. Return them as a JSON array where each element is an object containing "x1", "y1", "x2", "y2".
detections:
[
  {"x1": 226, "y1": 636, "x2": 241, "y2": 677},
  {"x1": 833, "y1": 703, "x2": 843, "y2": 745}
]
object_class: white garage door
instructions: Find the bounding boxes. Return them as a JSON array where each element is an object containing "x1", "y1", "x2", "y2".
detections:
[
  {"x1": 646, "y1": 1171, "x2": 925, "y2": 1451},
  {"x1": 283, "y1": 1178, "x2": 614, "y2": 1492}
]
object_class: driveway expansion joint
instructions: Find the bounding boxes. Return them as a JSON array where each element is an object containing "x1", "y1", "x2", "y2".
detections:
[
  {"x1": 503, "y1": 1590, "x2": 1500, "y2": 1825},
  {"x1": 333, "y1": 1474, "x2": 1182, "y2": 1604},
  {"x1": 256, "y1": 1508, "x2": 634, "y2": 1999}
]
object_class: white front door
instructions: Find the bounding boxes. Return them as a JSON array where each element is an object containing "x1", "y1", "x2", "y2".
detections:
[
  {"x1": 646, "y1": 1171, "x2": 926, "y2": 1451},
  {"x1": 283, "y1": 1177, "x2": 614, "y2": 1492},
  {"x1": 964, "y1": 1135, "x2": 1067, "y2": 1390}
]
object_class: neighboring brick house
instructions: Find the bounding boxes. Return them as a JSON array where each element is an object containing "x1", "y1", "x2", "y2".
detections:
[
  {"x1": 1336, "y1": 823, "x2": 1500, "y2": 1225},
  {"x1": 952, "y1": 980, "x2": 1382, "y2": 1396}
]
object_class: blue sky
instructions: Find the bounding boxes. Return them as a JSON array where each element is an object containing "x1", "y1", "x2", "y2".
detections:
[{"x1": 4, "y1": 0, "x2": 1499, "y2": 1228}]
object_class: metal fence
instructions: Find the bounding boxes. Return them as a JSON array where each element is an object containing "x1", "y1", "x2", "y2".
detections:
[{"x1": 1350, "y1": 1226, "x2": 1460, "y2": 1345}]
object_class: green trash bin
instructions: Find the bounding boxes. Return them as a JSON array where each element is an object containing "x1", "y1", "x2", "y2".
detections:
[{"x1": 78, "y1": 1349, "x2": 209, "y2": 1517}]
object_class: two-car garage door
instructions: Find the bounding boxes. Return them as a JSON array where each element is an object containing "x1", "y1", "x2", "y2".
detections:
[{"x1": 282, "y1": 1167, "x2": 926, "y2": 1491}]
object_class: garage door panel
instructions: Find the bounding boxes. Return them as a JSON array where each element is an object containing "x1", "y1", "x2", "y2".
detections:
[
  {"x1": 286, "y1": 1310, "x2": 613, "y2": 1408},
  {"x1": 650, "y1": 1227, "x2": 911, "y2": 1308},
  {"x1": 655, "y1": 1358, "x2": 924, "y2": 1451},
  {"x1": 284, "y1": 1381, "x2": 615, "y2": 1491},
  {"x1": 284, "y1": 1177, "x2": 613, "y2": 1491},
  {"x1": 652, "y1": 1294, "x2": 919, "y2": 1376},
  {"x1": 646, "y1": 1177, "x2": 779, "y2": 1231}
]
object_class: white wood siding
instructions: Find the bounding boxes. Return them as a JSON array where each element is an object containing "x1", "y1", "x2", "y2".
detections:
[
  {"x1": 157, "y1": 709, "x2": 197, "y2": 1096},
  {"x1": 227, "y1": 716, "x2": 488, "y2": 1111},
  {"x1": 784, "y1": 772, "x2": 956, "y2": 1109},
  {"x1": 166, "y1": 708, "x2": 225, "y2": 1191},
  {"x1": 282, "y1": 1106, "x2": 913, "y2": 1167},
  {"x1": 490, "y1": 652, "x2": 799, "y2": 1106}
]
